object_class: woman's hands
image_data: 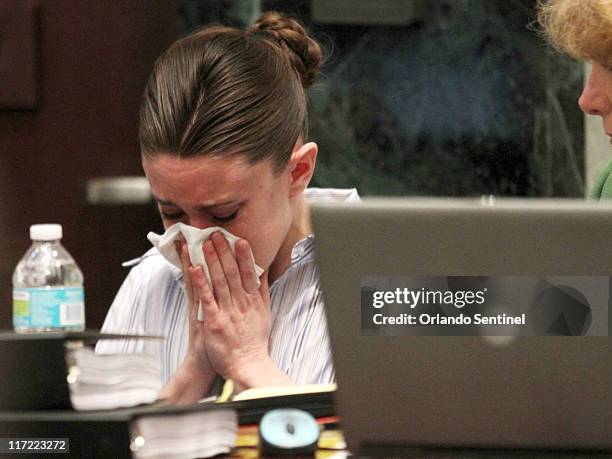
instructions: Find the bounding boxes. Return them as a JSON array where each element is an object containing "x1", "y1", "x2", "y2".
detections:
[
  {"x1": 191, "y1": 232, "x2": 277, "y2": 390},
  {"x1": 161, "y1": 231, "x2": 294, "y2": 402},
  {"x1": 179, "y1": 239, "x2": 217, "y2": 377},
  {"x1": 157, "y1": 239, "x2": 217, "y2": 404}
]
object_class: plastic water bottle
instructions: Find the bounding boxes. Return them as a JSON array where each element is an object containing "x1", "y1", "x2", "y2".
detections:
[{"x1": 12, "y1": 224, "x2": 85, "y2": 332}]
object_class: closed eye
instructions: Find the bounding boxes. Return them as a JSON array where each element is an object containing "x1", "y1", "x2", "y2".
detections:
[
  {"x1": 211, "y1": 210, "x2": 239, "y2": 223},
  {"x1": 159, "y1": 210, "x2": 183, "y2": 221}
]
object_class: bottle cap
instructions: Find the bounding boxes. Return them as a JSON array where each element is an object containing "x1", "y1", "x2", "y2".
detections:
[{"x1": 30, "y1": 224, "x2": 63, "y2": 241}]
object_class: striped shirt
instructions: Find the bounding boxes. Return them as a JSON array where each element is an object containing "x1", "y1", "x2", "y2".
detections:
[{"x1": 96, "y1": 188, "x2": 360, "y2": 385}]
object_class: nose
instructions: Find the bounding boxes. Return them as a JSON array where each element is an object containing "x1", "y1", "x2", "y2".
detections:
[
  {"x1": 578, "y1": 64, "x2": 611, "y2": 117},
  {"x1": 185, "y1": 214, "x2": 211, "y2": 229}
]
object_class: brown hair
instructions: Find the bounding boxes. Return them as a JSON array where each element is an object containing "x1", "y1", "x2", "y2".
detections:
[
  {"x1": 537, "y1": 0, "x2": 612, "y2": 64},
  {"x1": 139, "y1": 11, "x2": 324, "y2": 173}
]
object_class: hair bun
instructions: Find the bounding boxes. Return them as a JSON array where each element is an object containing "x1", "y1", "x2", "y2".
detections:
[{"x1": 250, "y1": 11, "x2": 324, "y2": 88}]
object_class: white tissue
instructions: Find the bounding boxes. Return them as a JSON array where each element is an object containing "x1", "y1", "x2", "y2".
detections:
[{"x1": 147, "y1": 223, "x2": 264, "y2": 321}]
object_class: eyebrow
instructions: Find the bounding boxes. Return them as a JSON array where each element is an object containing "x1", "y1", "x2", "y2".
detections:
[{"x1": 152, "y1": 195, "x2": 241, "y2": 210}]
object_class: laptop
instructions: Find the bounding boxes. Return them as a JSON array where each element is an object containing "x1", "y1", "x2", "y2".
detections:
[{"x1": 311, "y1": 198, "x2": 612, "y2": 453}]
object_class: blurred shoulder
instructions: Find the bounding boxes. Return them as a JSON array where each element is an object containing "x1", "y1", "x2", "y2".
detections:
[{"x1": 590, "y1": 160, "x2": 612, "y2": 200}]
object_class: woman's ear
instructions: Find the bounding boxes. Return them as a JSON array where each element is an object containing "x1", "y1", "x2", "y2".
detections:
[{"x1": 288, "y1": 142, "x2": 318, "y2": 197}]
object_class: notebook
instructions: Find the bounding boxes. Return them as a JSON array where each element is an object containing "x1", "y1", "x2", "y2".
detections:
[{"x1": 311, "y1": 198, "x2": 612, "y2": 452}]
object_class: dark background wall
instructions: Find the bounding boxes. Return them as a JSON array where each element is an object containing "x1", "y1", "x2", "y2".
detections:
[{"x1": 0, "y1": 1, "x2": 177, "y2": 330}]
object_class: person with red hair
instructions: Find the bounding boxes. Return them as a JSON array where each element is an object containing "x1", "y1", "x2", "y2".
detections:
[{"x1": 538, "y1": 0, "x2": 612, "y2": 198}]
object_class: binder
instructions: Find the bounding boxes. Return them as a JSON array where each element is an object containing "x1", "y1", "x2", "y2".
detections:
[
  {"x1": 229, "y1": 389, "x2": 336, "y2": 425},
  {"x1": 0, "y1": 409, "x2": 133, "y2": 458},
  {"x1": 0, "y1": 331, "x2": 161, "y2": 410},
  {"x1": 0, "y1": 403, "x2": 236, "y2": 459}
]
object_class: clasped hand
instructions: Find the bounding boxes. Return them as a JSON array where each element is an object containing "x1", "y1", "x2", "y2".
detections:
[{"x1": 177, "y1": 231, "x2": 272, "y2": 387}]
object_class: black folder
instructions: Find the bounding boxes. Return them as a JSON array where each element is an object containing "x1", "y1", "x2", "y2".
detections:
[
  {"x1": 0, "y1": 331, "x2": 161, "y2": 411},
  {"x1": 0, "y1": 409, "x2": 133, "y2": 458},
  {"x1": 0, "y1": 402, "x2": 237, "y2": 459}
]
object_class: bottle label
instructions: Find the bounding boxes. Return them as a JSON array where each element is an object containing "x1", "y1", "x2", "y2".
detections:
[{"x1": 13, "y1": 287, "x2": 85, "y2": 329}]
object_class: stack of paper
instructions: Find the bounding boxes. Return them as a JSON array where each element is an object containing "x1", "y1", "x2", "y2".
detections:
[
  {"x1": 130, "y1": 406, "x2": 237, "y2": 459},
  {"x1": 67, "y1": 347, "x2": 162, "y2": 410}
]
